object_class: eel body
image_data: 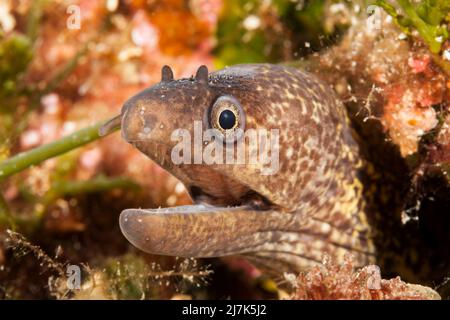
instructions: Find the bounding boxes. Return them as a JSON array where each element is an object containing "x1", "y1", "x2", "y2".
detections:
[{"x1": 114, "y1": 64, "x2": 377, "y2": 275}]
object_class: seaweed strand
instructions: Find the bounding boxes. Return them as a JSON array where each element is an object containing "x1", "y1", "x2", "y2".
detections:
[{"x1": 0, "y1": 118, "x2": 119, "y2": 181}]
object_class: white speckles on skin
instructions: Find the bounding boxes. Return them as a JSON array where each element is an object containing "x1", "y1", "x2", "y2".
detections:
[
  {"x1": 175, "y1": 182, "x2": 186, "y2": 194},
  {"x1": 320, "y1": 222, "x2": 331, "y2": 234},
  {"x1": 160, "y1": 124, "x2": 164, "y2": 129},
  {"x1": 299, "y1": 98, "x2": 308, "y2": 116},
  {"x1": 285, "y1": 90, "x2": 296, "y2": 100},
  {"x1": 303, "y1": 136, "x2": 318, "y2": 151},
  {"x1": 287, "y1": 174, "x2": 297, "y2": 186},
  {"x1": 280, "y1": 98, "x2": 291, "y2": 106},
  {"x1": 143, "y1": 127, "x2": 151, "y2": 134},
  {"x1": 266, "y1": 117, "x2": 276, "y2": 125},
  {"x1": 310, "y1": 100, "x2": 323, "y2": 124},
  {"x1": 286, "y1": 147, "x2": 294, "y2": 159},
  {"x1": 284, "y1": 70, "x2": 295, "y2": 76},
  {"x1": 166, "y1": 195, "x2": 177, "y2": 206},
  {"x1": 273, "y1": 102, "x2": 284, "y2": 110}
]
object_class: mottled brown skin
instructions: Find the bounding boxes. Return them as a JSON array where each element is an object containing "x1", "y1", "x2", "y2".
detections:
[{"x1": 115, "y1": 64, "x2": 377, "y2": 276}]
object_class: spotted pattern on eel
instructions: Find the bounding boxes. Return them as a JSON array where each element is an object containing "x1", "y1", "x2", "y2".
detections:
[{"x1": 106, "y1": 64, "x2": 378, "y2": 276}]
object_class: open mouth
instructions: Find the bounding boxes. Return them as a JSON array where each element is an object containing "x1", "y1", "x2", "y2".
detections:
[
  {"x1": 118, "y1": 159, "x2": 286, "y2": 258},
  {"x1": 115, "y1": 135, "x2": 301, "y2": 259},
  {"x1": 183, "y1": 165, "x2": 274, "y2": 209}
]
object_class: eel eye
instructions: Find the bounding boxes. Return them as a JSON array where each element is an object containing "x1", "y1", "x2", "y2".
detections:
[
  {"x1": 218, "y1": 109, "x2": 237, "y2": 130},
  {"x1": 210, "y1": 96, "x2": 245, "y2": 143}
]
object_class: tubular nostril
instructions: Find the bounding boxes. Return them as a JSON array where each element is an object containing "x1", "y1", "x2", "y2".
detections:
[{"x1": 98, "y1": 114, "x2": 122, "y2": 137}]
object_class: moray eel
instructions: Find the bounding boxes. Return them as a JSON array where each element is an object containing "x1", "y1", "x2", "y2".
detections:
[{"x1": 107, "y1": 64, "x2": 377, "y2": 275}]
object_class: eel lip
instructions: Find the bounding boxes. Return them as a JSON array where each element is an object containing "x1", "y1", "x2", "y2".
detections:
[
  {"x1": 119, "y1": 205, "x2": 289, "y2": 258},
  {"x1": 119, "y1": 206, "x2": 212, "y2": 257}
]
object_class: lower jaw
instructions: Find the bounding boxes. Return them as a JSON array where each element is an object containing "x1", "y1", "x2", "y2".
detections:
[
  {"x1": 119, "y1": 204, "x2": 376, "y2": 275},
  {"x1": 119, "y1": 204, "x2": 296, "y2": 257}
]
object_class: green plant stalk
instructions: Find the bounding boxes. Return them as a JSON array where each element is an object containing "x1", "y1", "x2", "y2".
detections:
[
  {"x1": 0, "y1": 176, "x2": 139, "y2": 232},
  {"x1": 374, "y1": 0, "x2": 399, "y2": 19},
  {"x1": 30, "y1": 176, "x2": 140, "y2": 224},
  {"x1": 43, "y1": 176, "x2": 140, "y2": 206},
  {"x1": 374, "y1": 0, "x2": 410, "y2": 33},
  {"x1": 26, "y1": 0, "x2": 43, "y2": 43},
  {"x1": 396, "y1": 0, "x2": 445, "y2": 53},
  {"x1": 0, "y1": 192, "x2": 15, "y2": 229},
  {"x1": 0, "y1": 119, "x2": 119, "y2": 181},
  {"x1": 431, "y1": 53, "x2": 450, "y2": 77}
]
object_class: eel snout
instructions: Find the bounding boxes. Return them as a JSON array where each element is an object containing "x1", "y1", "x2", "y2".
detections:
[{"x1": 119, "y1": 205, "x2": 296, "y2": 257}]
